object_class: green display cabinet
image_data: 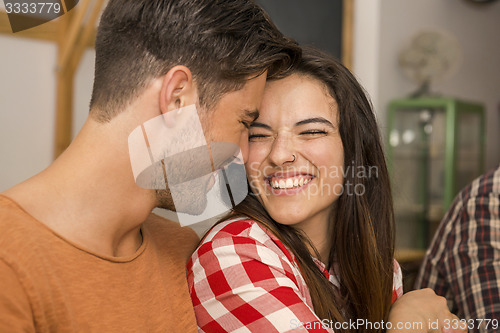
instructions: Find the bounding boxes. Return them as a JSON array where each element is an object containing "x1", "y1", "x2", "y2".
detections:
[{"x1": 387, "y1": 97, "x2": 485, "y2": 250}]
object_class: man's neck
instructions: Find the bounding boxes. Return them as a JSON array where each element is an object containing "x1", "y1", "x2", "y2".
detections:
[{"x1": 3, "y1": 117, "x2": 156, "y2": 257}]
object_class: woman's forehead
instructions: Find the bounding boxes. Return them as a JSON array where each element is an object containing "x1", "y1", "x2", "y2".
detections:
[{"x1": 259, "y1": 74, "x2": 338, "y2": 124}]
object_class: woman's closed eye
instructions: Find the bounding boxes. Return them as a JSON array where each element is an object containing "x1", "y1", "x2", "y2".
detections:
[
  {"x1": 249, "y1": 129, "x2": 329, "y2": 142},
  {"x1": 248, "y1": 133, "x2": 272, "y2": 142},
  {"x1": 299, "y1": 129, "x2": 328, "y2": 136},
  {"x1": 294, "y1": 117, "x2": 336, "y2": 138}
]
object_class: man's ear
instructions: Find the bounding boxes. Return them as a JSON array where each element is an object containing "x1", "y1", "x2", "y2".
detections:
[{"x1": 159, "y1": 65, "x2": 198, "y2": 115}]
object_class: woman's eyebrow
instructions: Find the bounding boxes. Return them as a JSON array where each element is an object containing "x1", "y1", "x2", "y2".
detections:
[
  {"x1": 249, "y1": 117, "x2": 335, "y2": 130},
  {"x1": 295, "y1": 117, "x2": 335, "y2": 128}
]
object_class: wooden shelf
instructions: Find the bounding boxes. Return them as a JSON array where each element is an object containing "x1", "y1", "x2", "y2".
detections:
[
  {"x1": 0, "y1": 2, "x2": 102, "y2": 158},
  {"x1": 0, "y1": 10, "x2": 95, "y2": 47},
  {"x1": 395, "y1": 248, "x2": 426, "y2": 263}
]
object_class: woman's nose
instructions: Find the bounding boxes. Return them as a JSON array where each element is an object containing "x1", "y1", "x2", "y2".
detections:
[{"x1": 267, "y1": 133, "x2": 296, "y2": 166}]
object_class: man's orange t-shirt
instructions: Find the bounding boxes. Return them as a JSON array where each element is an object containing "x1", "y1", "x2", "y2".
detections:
[{"x1": 0, "y1": 195, "x2": 199, "y2": 332}]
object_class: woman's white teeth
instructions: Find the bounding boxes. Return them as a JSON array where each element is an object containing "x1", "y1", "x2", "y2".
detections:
[{"x1": 271, "y1": 177, "x2": 311, "y2": 189}]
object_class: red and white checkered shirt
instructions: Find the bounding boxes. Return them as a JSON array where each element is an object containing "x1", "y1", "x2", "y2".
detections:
[{"x1": 187, "y1": 218, "x2": 403, "y2": 332}]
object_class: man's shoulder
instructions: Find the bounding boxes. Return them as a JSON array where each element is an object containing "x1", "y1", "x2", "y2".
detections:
[
  {"x1": 198, "y1": 218, "x2": 286, "y2": 258},
  {"x1": 458, "y1": 166, "x2": 500, "y2": 202},
  {"x1": 0, "y1": 195, "x2": 51, "y2": 271},
  {"x1": 202, "y1": 218, "x2": 267, "y2": 243},
  {"x1": 189, "y1": 217, "x2": 297, "y2": 283},
  {"x1": 0, "y1": 194, "x2": 27, "y2": 220},
  {"x1": 0, "y1": 195, "x2": 41, "y2": 244},
  {"x1": 439, "y1": 166, "x2": 500, "y2": 226}
]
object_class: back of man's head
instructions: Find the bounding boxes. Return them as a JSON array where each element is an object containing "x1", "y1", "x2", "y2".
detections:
[{"x1": 89, "y1": 0, "x2": 300, "y2": 122}]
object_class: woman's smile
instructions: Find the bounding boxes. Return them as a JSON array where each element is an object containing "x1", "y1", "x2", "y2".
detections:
[{"x1": 265, "y1": 171, "x2": 315, "y2": 195}]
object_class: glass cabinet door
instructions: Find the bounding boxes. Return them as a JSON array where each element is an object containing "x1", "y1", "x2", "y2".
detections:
[
  {"x1": 387, "y1": 98, "x2": 485, "y2": 250},
  {"x1": 390, "y1": 108, "x2": 446, "y2": 249}
]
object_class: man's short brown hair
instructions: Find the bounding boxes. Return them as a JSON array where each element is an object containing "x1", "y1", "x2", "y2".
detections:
[{"x1": 89, "y1": 0, "x2": 300, "y2": 121}]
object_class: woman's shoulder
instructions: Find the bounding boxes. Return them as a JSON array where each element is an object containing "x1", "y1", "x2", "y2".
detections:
[
  {"x1": 200, "y1": 217, "x2": 277, "y2": 247},
  {"x1": 190, "y1": 217, "x2": 296, "y2": 269}
]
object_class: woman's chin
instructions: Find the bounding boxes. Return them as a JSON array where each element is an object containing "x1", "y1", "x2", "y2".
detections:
[{"x1": 268, "y1": 212, "x2": 303, "y2": 227}]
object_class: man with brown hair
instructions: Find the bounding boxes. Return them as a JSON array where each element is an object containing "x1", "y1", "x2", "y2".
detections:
[{"x1": 0, "y1": 0, "x2": 300, "y2": 331}]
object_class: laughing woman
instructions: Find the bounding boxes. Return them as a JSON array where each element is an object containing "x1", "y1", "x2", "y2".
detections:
[{"x1": 187, "y1": 47, "x2": 460, "y2": 333}]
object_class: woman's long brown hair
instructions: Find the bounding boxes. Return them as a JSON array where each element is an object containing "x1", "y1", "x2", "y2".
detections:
[{"x1": 219, "y1": 47, "x2": 395, "y2": 332}]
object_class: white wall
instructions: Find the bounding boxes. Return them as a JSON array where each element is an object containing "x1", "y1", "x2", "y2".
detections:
[
  {"x1": 354, "y1": 0, "x2": 500, "y2": 170},
  {"x1": 0, "y1": 36, "x2": 55, "y2": 190},
  {"x1": 353, "y1": 0, "x2": 382, "y2": 119},
  {"x1": 0, "y1": 36, "x2": 94, "y2": 191}
]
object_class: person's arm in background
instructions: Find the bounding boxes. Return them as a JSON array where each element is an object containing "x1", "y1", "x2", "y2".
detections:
[
  {"x1": 388, "y1": 288, "x2": 468, "y2": 333},
  {"x1": 416, "y1": 167, "x2": 500, "y2": 333}
]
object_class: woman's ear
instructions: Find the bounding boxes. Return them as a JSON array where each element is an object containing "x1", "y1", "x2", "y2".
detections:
[{"x1": 159, "y1": 65, "x2": 198, "y2": 115}]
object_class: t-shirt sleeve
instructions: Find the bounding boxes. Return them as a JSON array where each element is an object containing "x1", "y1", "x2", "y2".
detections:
[
  {"x1": 188, "y1": 232, "x2": 334, "y2": 333},
  {"x1": 0, "y1": 259, "x2": 35, "y2": 332}
]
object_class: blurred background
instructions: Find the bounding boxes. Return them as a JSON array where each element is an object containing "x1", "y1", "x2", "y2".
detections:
[{"x1": 1, "y1": 0, "x2": 499, "y2": 290}]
